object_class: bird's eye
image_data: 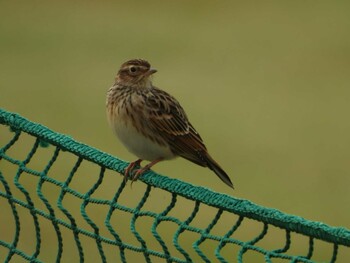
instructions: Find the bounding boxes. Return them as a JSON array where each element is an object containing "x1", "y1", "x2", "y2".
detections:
[{"x1": 129, "y1": 66, "x2": 137, "y2": 73}]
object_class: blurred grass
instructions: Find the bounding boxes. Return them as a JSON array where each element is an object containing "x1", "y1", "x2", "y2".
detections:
[{"x1": 1, "y1": 1, "x2": 350, "y2": 262}]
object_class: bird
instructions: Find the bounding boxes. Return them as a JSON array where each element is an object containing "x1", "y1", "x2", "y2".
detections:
[{"x1": 106, "y1": 59, "x2": 233, "y2": 189}]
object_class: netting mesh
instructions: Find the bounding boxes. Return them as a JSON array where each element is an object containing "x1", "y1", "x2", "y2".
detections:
[{"x1": 0, "y1": 108, "x2": 349, "y2": 263}]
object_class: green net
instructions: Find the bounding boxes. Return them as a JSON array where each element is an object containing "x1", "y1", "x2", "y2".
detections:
[{"x1": 0, "y1": 108, "x2": 349, "y2": 263}]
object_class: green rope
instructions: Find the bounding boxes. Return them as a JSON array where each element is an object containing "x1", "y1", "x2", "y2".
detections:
[
  {"x1": 0, "y1": 108, "x2": 349, "y2": 263},
  {"x1": 80, "y1": 166, "x2": 107, "y2": 263},
  {"x1": 14, "y1": 137, "x2": 42, "y2": 260},
  {"x1": 37, "y1": 146, "x2": 63, "y2": 263}
]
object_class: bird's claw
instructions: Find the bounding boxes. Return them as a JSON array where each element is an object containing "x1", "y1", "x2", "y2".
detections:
[
  {"x1": 130, "y1": 168, "x2": 149, "y2": 187},
  {"x1": 124, "y1": 158, "x2": 163, "y2": 187},
  {"x1": 124, "y1": 159, "x2": 142, "y2": 182}
]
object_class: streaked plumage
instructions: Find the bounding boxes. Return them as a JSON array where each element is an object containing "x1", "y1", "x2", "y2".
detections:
[{"x1": 106, "y1": 59, "x2": 233, "y2": 188}]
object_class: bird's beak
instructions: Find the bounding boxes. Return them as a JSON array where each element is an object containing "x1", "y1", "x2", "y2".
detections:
[{"x1": 146, "y1": 68, "x2": 157, "y2": 76}]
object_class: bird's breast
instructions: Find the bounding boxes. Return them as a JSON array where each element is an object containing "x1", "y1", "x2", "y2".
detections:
[{"x1": 107, "y1": 96, "x2": 175, "y2": 161}]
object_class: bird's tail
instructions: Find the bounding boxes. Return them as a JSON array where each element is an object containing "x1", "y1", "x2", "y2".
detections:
[{"x1": 205, "y1": 154, "x2": 234, "y2": 189}]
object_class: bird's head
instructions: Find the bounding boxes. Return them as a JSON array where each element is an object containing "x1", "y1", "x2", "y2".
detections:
[{"x1": 115, "y1": 59, "x2": 157, "y2": 88}]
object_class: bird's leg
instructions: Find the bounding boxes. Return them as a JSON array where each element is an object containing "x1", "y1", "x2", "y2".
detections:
[
  {"x1": 131, "y1": 158, "x2": 164, "y2": 185},
  {"x1": 124, "y1": 159, "x2": 142, "y2": 182}
]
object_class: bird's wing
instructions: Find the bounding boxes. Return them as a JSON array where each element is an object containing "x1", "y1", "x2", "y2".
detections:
[
  {"x1": 144, "y1": 87, "x2": 234, "y2": 188},
  {"x1": 145, "y1": 87, "x2": 208, "y2": 167}
]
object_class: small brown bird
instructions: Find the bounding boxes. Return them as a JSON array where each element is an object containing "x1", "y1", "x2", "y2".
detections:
[{"x1": 106, "y1": 59, "x2": 233, "y2": 188}]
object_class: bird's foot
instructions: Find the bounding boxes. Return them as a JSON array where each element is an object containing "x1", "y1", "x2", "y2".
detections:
[
  {"x1": 124, "y1": 159, "x2": 142, "y2": 182},
  {"x1": 130, "y1": 158, "x2": 164, "y2": 186}
]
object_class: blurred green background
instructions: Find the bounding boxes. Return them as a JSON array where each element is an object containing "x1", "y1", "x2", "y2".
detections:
[{"x1": 1, "y1": 1, "x2": 350, "y2": 262}]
